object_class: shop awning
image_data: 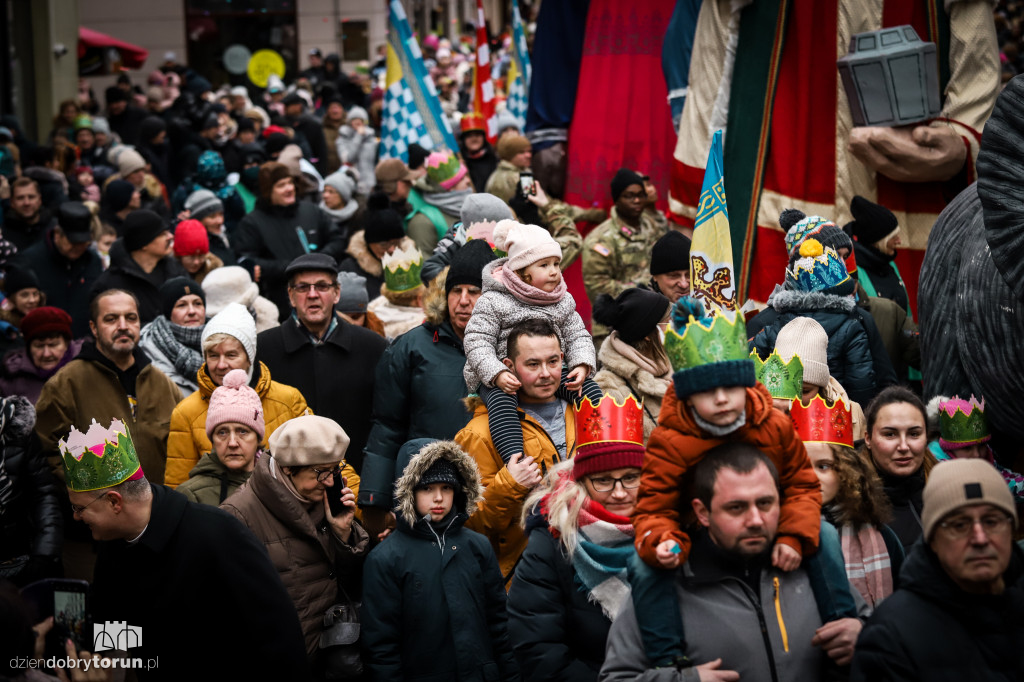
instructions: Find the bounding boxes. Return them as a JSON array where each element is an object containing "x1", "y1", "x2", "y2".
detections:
[{"x1": 78, "y1": 27, "x2": 149, "y2": 75}]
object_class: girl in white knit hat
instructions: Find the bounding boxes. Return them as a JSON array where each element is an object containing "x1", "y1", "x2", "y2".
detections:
[{"x1": 463, "y1": 219, "x2": 603, "y2": 464}]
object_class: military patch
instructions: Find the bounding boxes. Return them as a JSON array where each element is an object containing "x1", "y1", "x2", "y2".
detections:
[{"x1": 592, "y1": 244, "x2": 611, "y2": 257}]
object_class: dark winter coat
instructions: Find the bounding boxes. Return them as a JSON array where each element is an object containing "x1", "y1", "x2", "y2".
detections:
[
  {"x1": 855, "y1": 283, "x2": 920, "y2": 380},
  {"x1": 0, "y1": 396, "x2": 62, "y2": 585},
  {"x1": 461, "y1": 143, "x2": 499, "y2": 193},
  {"x1": 91, "y1": 483, "x2": 312, "y2": 681},
  {"x1": 106, "y1": 104, "x2": 149, "y2": 146},
  {"x1": 850, "y1": 541, "x2": 1024, "y2": 682},
  {"x1": 257, "y1": 315, "x2": 387, "y2": 472},
  {"x1": 221, "y1": 454, "x2": 369, "y2": 658},
  {"x1": 359, "y1": 289, "x2": 473, "y2": 509},
  {"x1": 14, "y1": 228, "x2": 103, "y2": 338},
  {"x1": 853, "y1": 241, "x2": 910, "y2": 314},
  {"x1": 0, "y1": 339, "x2": 84, "y2": 404},
  {"x1": 507, "y1": 523, "x2": 611, "y2": 681},
  {"x1": 234, "y1": 200, "x2": 346, "y2": 320},
  {"x1": 361, "y1": 441, "x2": 521, "y2": 682},
  {"x1": 2, "y1": 207, "x2": 54, "y2": 253},
  {"x1": 876, "y1": 467, "x2": 926, "y2": 550},
  {"x1": 90, "y1": 239, "x2": 187, "y2": 325},
  {"x1": 751, "y1": 289, "x2": 889, "y2": 406}
]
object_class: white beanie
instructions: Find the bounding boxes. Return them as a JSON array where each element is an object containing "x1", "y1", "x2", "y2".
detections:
[
  {"x1": 347, "y1": 106, "x2": 369, "y2": 123},
  {"x1": 202, "y1": 266, "x2": 259, "y2": 316},
  {"x1": 323, "y1": 170, "x2": 355, "y2": 203},
  {"x1": 493, "y1": 220, "x2": 561, "y2": 272},
  {"x1": 773, "y1": 316, "x2": 830, "y2": 388},
  {"x1": 202, "y1": 302, "x2": 257, "y2": 365}
]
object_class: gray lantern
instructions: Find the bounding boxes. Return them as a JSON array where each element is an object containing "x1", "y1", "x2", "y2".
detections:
[{"x1": 837, "y1": 25, "x2": 941, "y2": 127}]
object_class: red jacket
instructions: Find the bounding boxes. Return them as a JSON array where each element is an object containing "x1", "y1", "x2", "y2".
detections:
[{"x1": 634, "y1": 384, "x2": 821, "y2": 566}]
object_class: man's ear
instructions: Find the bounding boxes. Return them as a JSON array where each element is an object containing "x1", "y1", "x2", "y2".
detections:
[
  {"x1": 502, "y1": 357, "x2": 514, "y2": 371},
  {"x1": 89, "y1": 320, "x2": 97, "y2": 339},
  {"x1": 692, "y1": 498, "x2": 711, "y2": 528},
  {"x1": 107, "y1": 491, "x2": 124, "y2": 513}
]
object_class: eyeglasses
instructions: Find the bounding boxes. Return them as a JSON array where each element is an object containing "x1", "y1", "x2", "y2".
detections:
[
  {"x1": 290, "y1": 281, "x2": 338, "y2": 294},
  {"x1": 312, "y1": 464, "x2": 344, "y2": 483},
  {"x1": 587, "y1": 473, "x2": 642, "y2": 493},
  {"x1": 70, "y1": 493, "x2": 107, "y2": 515},
  {"x1": 938, "y1": 513, "x2": 1013, "y2": 539}
]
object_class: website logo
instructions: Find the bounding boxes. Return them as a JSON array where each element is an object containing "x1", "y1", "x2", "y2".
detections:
[{"x1": 92, "y1": 622, "x2": 142, "y2": 652}]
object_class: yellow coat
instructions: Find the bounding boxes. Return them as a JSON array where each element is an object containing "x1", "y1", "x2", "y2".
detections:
[
  {"x1": 165, "y1": 361, "x2": 311, "y2": 487},
  {"x1": 455, "y1": 399, "x2": 576, "y2": 584}
]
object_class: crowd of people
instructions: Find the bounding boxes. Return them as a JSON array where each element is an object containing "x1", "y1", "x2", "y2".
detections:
[{"x1": 0, "y1": 15, "x2": 1022, "y2": 682}]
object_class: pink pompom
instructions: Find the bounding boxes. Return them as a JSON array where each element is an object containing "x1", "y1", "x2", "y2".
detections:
[{"x1": 223, "y1": 368, "x2": 248, "y2": 389}]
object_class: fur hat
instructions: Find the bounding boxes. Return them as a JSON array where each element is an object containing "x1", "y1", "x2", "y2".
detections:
[
  {"x1": 205, "y1": 368, "x2": 265, "y2": 439},
  {"x1": 492, "y1": 219, "x2": 561, "y2": 272},
  {"x1": 269, "y1": 415, "x2": 350, "y2": 466},
  {"x1": 202, "y1": 302, "x2": 257, "y2": 364},
  {"x1": 921, "y1": 458, "x2": 1017, "y2": 541}
]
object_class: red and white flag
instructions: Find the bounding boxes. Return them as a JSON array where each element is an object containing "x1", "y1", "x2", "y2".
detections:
[{"x1": 471, "y1": 0, "x2": 497, "y2": 143}]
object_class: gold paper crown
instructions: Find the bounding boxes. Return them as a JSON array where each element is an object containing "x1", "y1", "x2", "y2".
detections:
[{"x1": 382, "y1": 243, "x2": 424, "y2": 292}]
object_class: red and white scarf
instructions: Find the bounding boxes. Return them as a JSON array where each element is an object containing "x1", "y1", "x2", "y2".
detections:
[{"x1": 840, "y1": 524, "x2": 895, "y2": 608}]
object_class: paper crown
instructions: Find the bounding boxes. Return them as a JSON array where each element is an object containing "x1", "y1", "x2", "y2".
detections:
[
  {"x1": 751, "y1": 349, "x2": 804, "y2": 400},
  {"x1": 382, "y1": 244, "x2": 423, "y2": 292},
  {"x1": 784, "y1": 215, "x2": 834, "y2": 254},
  {"x1": 664, "y1": 300, "x2": 749, "y2": 373},
  {"x1": 939, "y1": 395, "x2": 990, "y2": 449},
  {"x1": 790, "y1": 395, "x2": 854, "y2": 448},
  {"x1": 425, "y1": 149, "x2": 466, "y2": 189},
  {"x1": 574, "y1": 394, "x2": 645, "y2": 449},
  {"x1": 786, "y1": 239, "x2": 851, "y2": 293},
  {"x1": 59, "y1": 418, "x2": 143, "y2": 492}
]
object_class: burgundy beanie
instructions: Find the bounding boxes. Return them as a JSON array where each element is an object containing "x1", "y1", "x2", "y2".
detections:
[
  {"x1": 174, "y1": 219, "x2": 210, "y2": 257},
  {"x1": 572, "y1": 442, "x2": 645, "y2": 481},
  {"x1": 21, "y1": 307, "x2": 72, "y2": 343},
  {"x1": 205, "y1": 368, "x2": 265, "y2": 439}
]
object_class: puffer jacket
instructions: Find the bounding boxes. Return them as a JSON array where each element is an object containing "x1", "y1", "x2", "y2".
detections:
[
  {"x1": 851, "y1": 541, "x2": 1024, "y2": 682},
  {"x1": 359, "y1": 282, "x2": 473, "y2": 510},
  {"x1": 456, "y1": 398, "x2": 577, "y2": 583},
  {"x1": 634, "y1": 385, "x2": 821, "y2": 567},
  {"x1": 174, "y1": 450, "x2": 256, "y2": 507},
  {"x1": 221, "y1": 453, "x2": 368, "y2": 657},
  {"x1": 361, "y1": 441, "x2": 521, "y2": 682},
  {"x1": 594, "y1": 331, "x2": 672, "y2": 443},
  {"x1": 0, "y1": 339, "x2": 84, "y2": 404},
  {"x1": 0, "y1": 395, "x2": 62, "y2": 585},
  {"x1": 751, "y1": 289, "x2": 879, "y2": 406},
  {"x1": 165, "y1": 361, "x2": 311, "y2": 487},
  {"x1": 463, "y1": 258, "x2": 596, "y2": 390}
]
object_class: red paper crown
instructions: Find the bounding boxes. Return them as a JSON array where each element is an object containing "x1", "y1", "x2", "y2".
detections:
[
  {"x1": 790, "y1": 394, "x2": 854, "y2": 448},
  {"x1": 574, "y1": 394, "x2": 645, "y2": 449}
]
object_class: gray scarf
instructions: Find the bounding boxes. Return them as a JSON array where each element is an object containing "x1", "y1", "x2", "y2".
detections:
[
  {"x1": 147, "y1": 315, "x2": 204, "y2": 384},
  {"x1": 691, "y1": 408, "x2": 747, "y2": 437},
  {"x1": 422, "y1": 188, "x2": 472, "y2": 217},
  {"x1": 319, "y1": 199, "x2": 358, "y2": 223}
]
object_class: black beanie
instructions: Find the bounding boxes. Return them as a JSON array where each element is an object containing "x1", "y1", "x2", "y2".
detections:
[
  {"x1": 265, "y1": 133, "x2": 290, "y2": 157},
  {"x1": 139, "y1": 116, "x2": 166, "y2": 143},
  {"x1": 104, "y1": 180, "x2": 136, "y2": 213},
  {"x1": 416, "y1": 457, "x2": 462, "y2": 490},
  {"x1": 123, "y1": 209, "x2": 168, "y2": 252},
  {"x1": 610, "y1": 167, "x2": 645, "y2": 202},
  {"x1": 105, "y1": 86, "x2": 128, "y2": 105},
  {"x1": 364, "y1": 192, "x2": 406, "y2": 245},
  {"x1": 160, "y1": 277, "x2": 205, "y2": 319},
  {"x1": 650, "y1": 230, "x2": 691, "y2": 275},
  {"x1": 3, "y1": 266, "x2": 40, "y2": 295},
  {"x1": 848, "y1": 195, "x2": 898, "y2": 245},
  {"x1": 591, "y1": 288, "x2": 670, "y2": 344},
  {"x1": 445, "y1": 239, "x2": 497, "y2": 295},
  {"x1": 408, "y1": 143, "x2": 428, "y2": 171}
]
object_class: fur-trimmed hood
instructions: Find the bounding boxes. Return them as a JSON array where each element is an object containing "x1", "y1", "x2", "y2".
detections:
[
  {"x1": 767, "y1": 288, "x2": 857, "y2": 314},
  {"x1": 345, "y1": 230, "x2": 383, "y2": 278},
  {"x1": 0, "y1": 395, "x2": 35, "y2": 441},
  {"x1": 423, "y1": 265, "x2": 450, "y2": 326},
  {"x1": 394, "y1": 440, "x2": 483, "y2": 527}
]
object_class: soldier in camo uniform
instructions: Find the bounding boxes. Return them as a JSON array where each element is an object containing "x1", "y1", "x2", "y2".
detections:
[{"x1": 582, "y1": 167, "x2": 667, "y2": 347}]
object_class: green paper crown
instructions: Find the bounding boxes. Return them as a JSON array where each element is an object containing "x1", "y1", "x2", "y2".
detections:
[
  {"x1": 751, "y1": 349, "x2": 804, "y2": 400},
  {"x1": 664, "y1": 309, "x2": 749, "y2": 373},
  {"x1": 425, "y1": 149, "x2": 462, "y2": 186},
  {"x1": 939, "y1": 395, "x2": 990, "y2": 447},
  {"x1": 382, "y1": 244, "x2": 424, "y2": 293},
  {"x1": 59, "y1": 419, "x2": 141, "y2": 492}
]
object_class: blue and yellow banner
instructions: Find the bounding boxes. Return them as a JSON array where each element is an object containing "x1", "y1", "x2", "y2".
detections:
[
  {"x1": 690, "y1": 129, "x2": 736, "y2": 312},
  {"x1": 506, "y1": 0, "x2": 532, "y2": 129}
]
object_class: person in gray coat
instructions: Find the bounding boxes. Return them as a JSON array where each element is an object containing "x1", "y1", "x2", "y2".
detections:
[
  {"x1": 335, "y1": 106, "x2": 377, "y2": 196},
  {"x1": 599, "y1": 443, "x2": 863, "y2": 682}
]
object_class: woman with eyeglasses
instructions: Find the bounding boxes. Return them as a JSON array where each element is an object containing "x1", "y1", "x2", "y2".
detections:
[
  {"x1": 222, "y1": 415, "x2": 368, "y2": 672},
  {"x1": 507, "y1": 402, "x2": 644, "y2": 681}
]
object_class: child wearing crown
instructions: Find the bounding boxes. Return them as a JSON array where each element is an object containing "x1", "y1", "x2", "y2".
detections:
[
  {"x1": 463, "y1": 219, "x2": 603, "y2": 463},
  {"x1": 630, "y1": 298, "x2": 857, "y2": 669}
]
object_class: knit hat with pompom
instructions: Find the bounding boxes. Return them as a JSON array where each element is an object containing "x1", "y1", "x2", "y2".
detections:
[
  {"x1": 205, "y1": 368, "x2": 265, "y2": 439},
  {"x1": 492, "y1": 219, "x2": 561, "y2": 272}
]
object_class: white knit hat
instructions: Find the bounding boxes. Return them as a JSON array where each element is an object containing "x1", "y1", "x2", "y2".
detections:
[
  {"x1": 117, "y1": 148, "x2": 147, "y2": 178},
  {"x1": 202, "y1": 266, "x2": 259, "y2": 316},
  {"x1": 202, "y1": 302, "x2": 257, "y2": 364},
  {"x1": 773, "y1": 316, "x2": 830, "y2": 388},
  {"x1": 493, "y1": 220, "x2": 561, "y2": 272}
]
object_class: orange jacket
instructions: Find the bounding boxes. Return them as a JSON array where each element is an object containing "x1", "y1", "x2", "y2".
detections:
[{"x1": 634, "y1": 384, "x2": 821, "y2": 566}]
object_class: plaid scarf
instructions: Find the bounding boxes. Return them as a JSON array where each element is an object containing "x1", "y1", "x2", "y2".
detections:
[
  {"x1": 146, "y1": 315, "x2": 204, "y2": 384},
  {"x1": 571, "y1": 497, "x2": 636, "y2": 620},
  {"x1": 840, "y1": 523, "x2": 894, "y2": 608}
]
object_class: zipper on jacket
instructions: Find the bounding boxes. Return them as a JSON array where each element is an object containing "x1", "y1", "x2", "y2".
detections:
[{"x1": 772, "y1": 576, "x2": 789, "y2": 653}]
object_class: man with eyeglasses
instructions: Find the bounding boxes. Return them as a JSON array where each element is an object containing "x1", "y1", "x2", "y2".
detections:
[
  {"x1": 583, "y1": 167, "x2": 668, "y2": 349},
  {"x1": 851, "y1": 458, "x2": 1024, "y2": 681},
  {"x1": 258, "y1": 254, "x2": 386, "y2": 472}
]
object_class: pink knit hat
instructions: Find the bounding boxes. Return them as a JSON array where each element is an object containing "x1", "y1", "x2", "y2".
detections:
[
  {"x1": 205, "y1": 369, "x2": 265, "y2": 439},
  {"x1": 493, "y1": 219, "x2": 562, "y2": 272}
]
